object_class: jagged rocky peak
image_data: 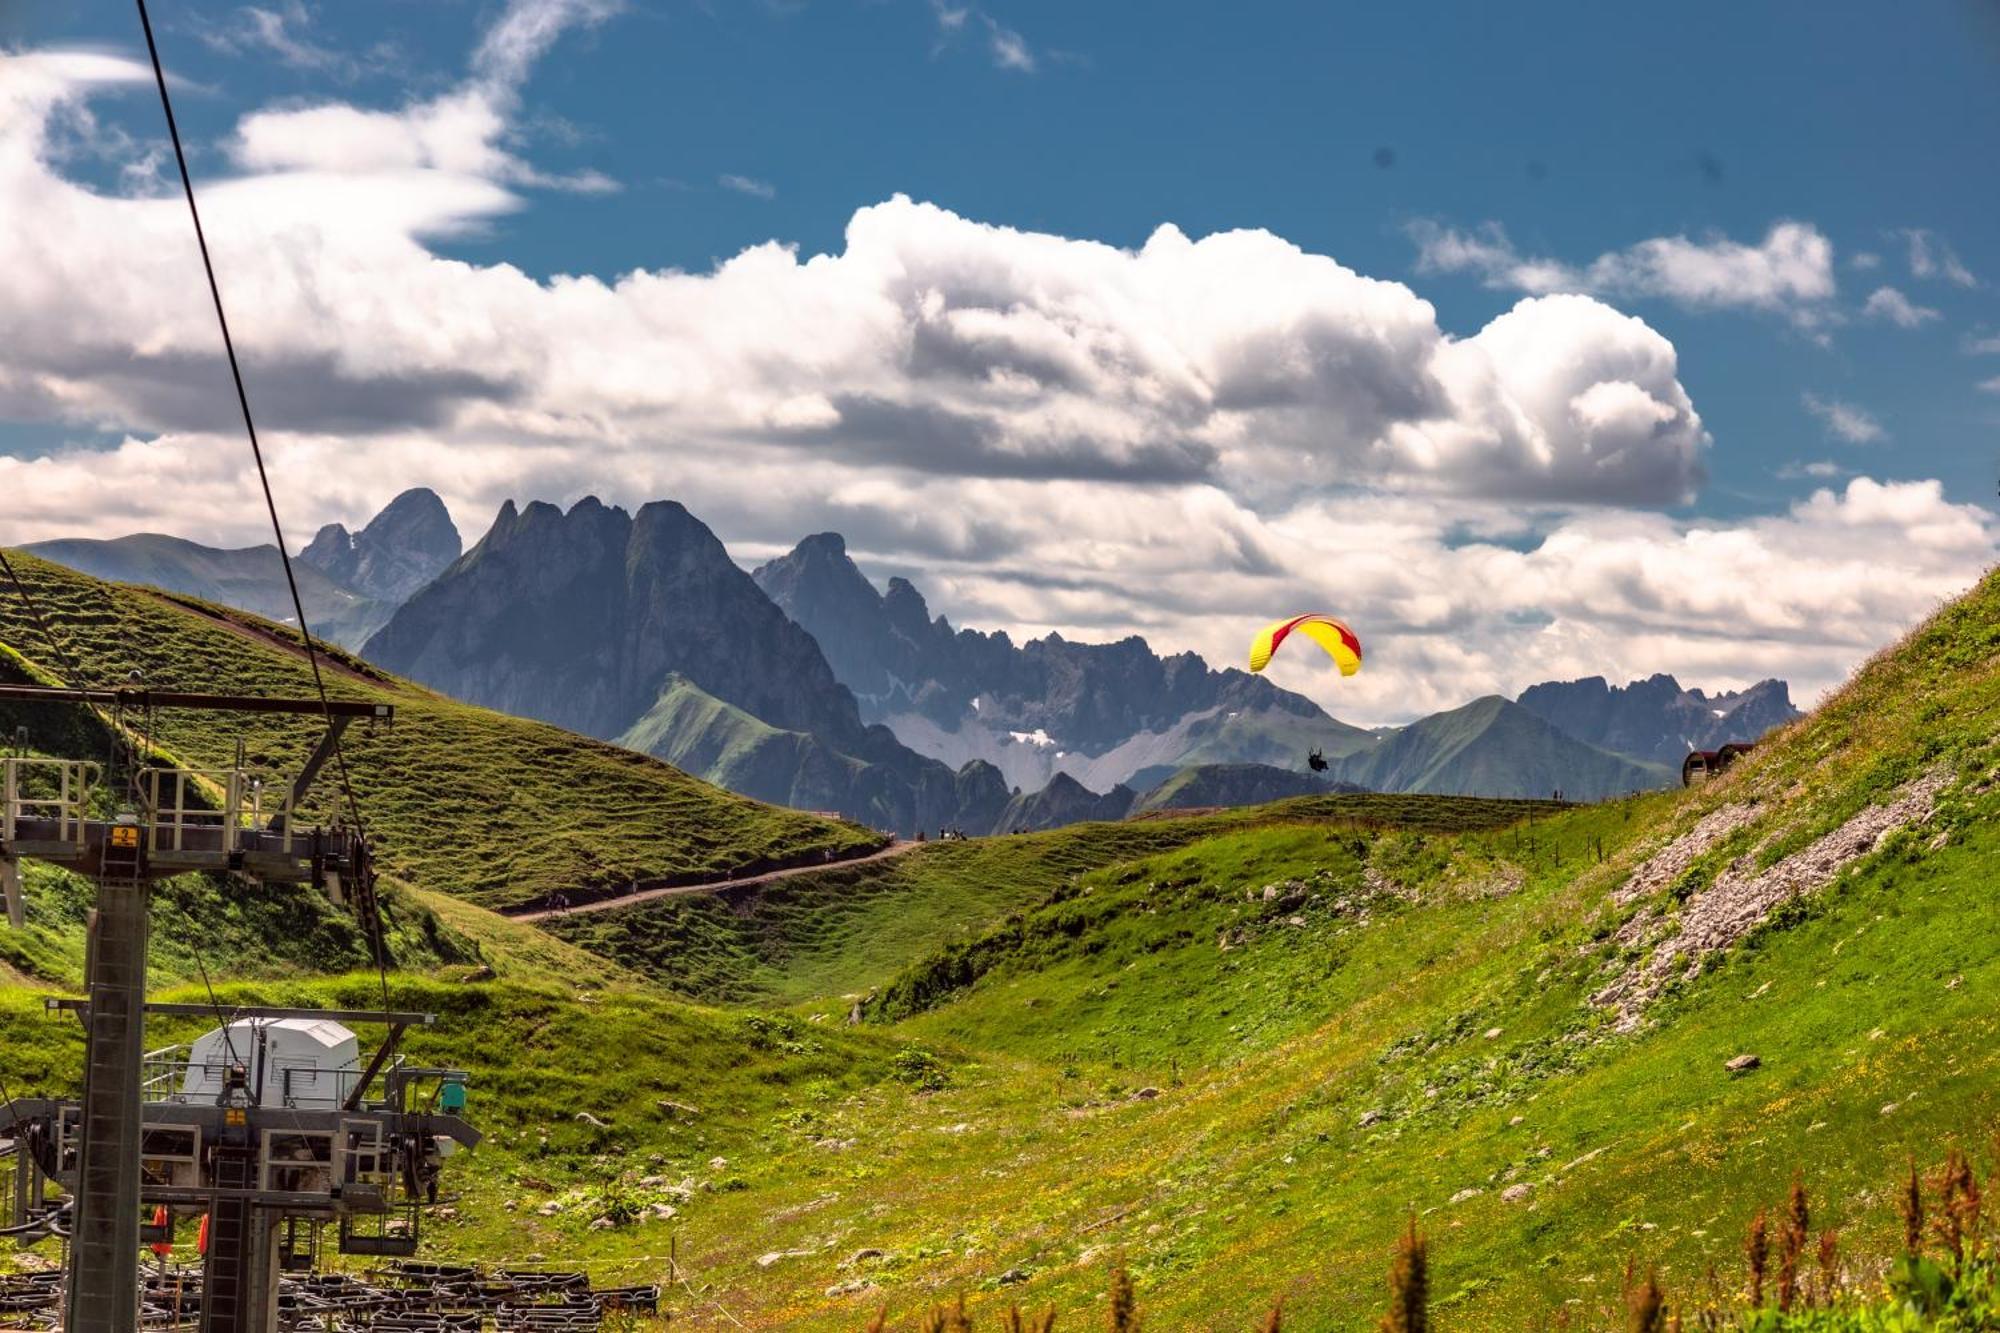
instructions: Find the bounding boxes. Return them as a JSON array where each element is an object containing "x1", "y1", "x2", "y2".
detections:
[
  {"x1": 756, "y1": 533, "x2": 883, "y2": 618},
  {"x1": 366, "y1": 493, "x2": 867, "y2": 751},
  {"x1": 753, "y1": 533, "x2": 949, "y2": 710},
  {"x1": 298, "y1": 487, "x2": 462, "y2": 602},
  {"x1": 632, "y1": 498, "x2": 732, "y2": 567},
  {"x1": 881, "y1": 576, "x2": 933, "y2": 632}
]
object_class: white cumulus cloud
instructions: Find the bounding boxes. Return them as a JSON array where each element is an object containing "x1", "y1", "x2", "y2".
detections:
[
  {"x1": 0, "y1": 56, "x2": 1711, "y2": 506},
  {"x1": 1410, "y1": 219, "x2": 1837, "y2": 322}
]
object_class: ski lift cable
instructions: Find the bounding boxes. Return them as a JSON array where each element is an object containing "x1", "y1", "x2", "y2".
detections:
[
  {"x1": 133, "y1": 0, "x2": 392, "y2": 1008},
  {"x1": 171, "y1": 898, "x2": 246, "y2": 1077}
]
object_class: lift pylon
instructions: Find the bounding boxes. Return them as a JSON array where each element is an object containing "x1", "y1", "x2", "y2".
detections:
[{"x1": 0, "y1": 683, "x2": 390, "y2": 1333}]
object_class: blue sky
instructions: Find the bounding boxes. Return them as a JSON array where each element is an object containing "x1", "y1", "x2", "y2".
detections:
[
  {"x1": 1, "y1": 0, "x2": 1996, "y2": 718},
  {"x1": 21, "y1": 0, "x2": 1998, "y2": 510}
]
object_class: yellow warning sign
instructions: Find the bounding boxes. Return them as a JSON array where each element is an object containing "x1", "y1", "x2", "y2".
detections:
[{"x1": 110, "y1": 826, "x2": 140, "y2": 848}]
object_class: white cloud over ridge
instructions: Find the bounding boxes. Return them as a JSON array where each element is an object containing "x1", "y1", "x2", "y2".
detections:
[{"x1": 0, "y1": 19, "x2": 1992, "y2": 727}]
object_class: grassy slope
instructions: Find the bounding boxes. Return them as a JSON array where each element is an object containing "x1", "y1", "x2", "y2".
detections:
[
  {"x1": 0, "y1": 859, "x2": 477, "y2": 992},
  {"x1": 468, "y1": 569, "x2": 1997, "y2": 1328},
  {"x1": 1, "y1": 555, "x2": 1990, "y2": 1327},
  {"x1": 0, "y1": 969, "x2": 939, "y2": 1270},
  {"x1": 0, "y1": 551, "x2": 876, "y2": 909},
  {"x1": 541, "y1": 795, "x2": 1560, "y2": 1006},
  {"x1": 1164, "y1": 701, "x2": 1380, "y2": 765},
  {"x1": 615, "y1": 673, "x2": 865, "y2": 808}
]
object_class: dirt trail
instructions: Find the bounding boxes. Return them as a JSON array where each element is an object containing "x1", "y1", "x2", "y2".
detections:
[{"x1": 511, "y1": 838, "x2": 922, "y2": 923}]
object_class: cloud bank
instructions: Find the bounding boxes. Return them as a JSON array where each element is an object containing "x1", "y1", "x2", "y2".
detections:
[{"x1": 0, "y1": 13, "x2": 1991, "y2": 725}]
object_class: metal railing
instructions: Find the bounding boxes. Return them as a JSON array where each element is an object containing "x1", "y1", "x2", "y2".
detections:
[
  {"x1": 141, "y1": 1051, "x2": 407, "y2": 1113},
  {"x1": 138, "y1": 767, "x2": 297, "y2": 856},
  {"x1": 1, "y1": 758, "x2": 99, "y2": 847}
]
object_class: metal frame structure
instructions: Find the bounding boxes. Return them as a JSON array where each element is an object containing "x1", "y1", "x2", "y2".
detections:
[
  {"x1": 0, "y1": 682, "x2": 415, "y2": 1333},
  {"x1": 3, "y1": 1002, "x2": 477, "y2": 1332}
]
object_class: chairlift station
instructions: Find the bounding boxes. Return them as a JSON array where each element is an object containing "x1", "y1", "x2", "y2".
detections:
[{"x1": 0, "y1": 683, "x2": 479, "y2": 1333}]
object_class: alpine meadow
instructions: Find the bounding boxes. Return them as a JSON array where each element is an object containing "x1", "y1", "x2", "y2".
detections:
[{"x1": 2, "y1": 2, "x2": 1998, "y2": 1330}]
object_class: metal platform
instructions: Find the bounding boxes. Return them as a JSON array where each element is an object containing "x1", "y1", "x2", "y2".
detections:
[{"x1": 2, "y1": 759, "x2": 370, "y2": 890}]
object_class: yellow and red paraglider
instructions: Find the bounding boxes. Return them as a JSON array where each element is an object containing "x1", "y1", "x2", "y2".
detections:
[{"x1": 1248, "y1": 614, "x2": 1363, "y2": 677}]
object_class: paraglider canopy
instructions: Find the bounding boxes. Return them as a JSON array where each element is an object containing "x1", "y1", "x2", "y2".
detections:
[{"x1": 1248, "y1": 614, "x2": 1362, "y2": 676}]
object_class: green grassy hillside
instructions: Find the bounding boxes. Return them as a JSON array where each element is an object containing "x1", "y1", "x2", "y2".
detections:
[
  {"x1": 1, "y1": 555, "x2": 1992, "y2": 1330},
  {"x1": 0, "y1": 859, "x2": 475, "y2": 992},
  {"x1": 714, "y1": 567, "x2": 1990, "y2": 1328},
  {"x1": 1130, "y1": 760, "x2": 1352, "y2": 814},
  {"x1": 388, "y1": 567, "x2": 1991, "y2": 1327},
  {"x1": 0, "y1": 551, "x2": 877, "y2": 910},
  {"x1": 541, "y1": 794, "x2": 1560, "y2": 1005},
  {"x1": 1140, "y1": 698, "x2": 1380, "y2": 769},
  {"x1": 617, "y1": 673, "x2": 868, "y2": 814}
]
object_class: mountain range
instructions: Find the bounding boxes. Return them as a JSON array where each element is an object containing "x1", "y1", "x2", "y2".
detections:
[
  {"x1": 752, "y1": 532, "x2": 1378, "y2": 794},
  {"x1": 363, "y1": 498, "x2": 1013, "y2": 835},
  {"x1": 1, "y1": 497, "x2": 1988, "y2": 1331},
  {"x1": 750, "y1": 528, "x2": 1752, "y2": 807},
  {"x1": 24, "y1": 488, "x2": 460, "y2": 649},
  {"x1": 18, "y1": 492, "x2": 1800, "y2": 833},
  {"x1": 1516, "y1": 672, "x2": 1799, "y2": 768}
]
